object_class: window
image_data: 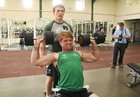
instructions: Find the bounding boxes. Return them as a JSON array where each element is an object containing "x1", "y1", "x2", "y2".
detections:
[
  {"x1": 75, "y1": 0, "x2": 85, "y2": 11},
  {"x1": 22, "y1": 0, "x2": 32, "y2": 8},
  {"x1": 52, "y1": 0, "x2": 63, "y2": 6},
  {"x1": 0, "y1": 0, "x2": 5, "y2": 7}
]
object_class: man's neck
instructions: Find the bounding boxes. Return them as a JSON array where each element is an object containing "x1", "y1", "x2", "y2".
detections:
[
  {"x1": 55, "y1": 19, "x2": 63, "y2": 24},
  {"x1": 62, "y1": 48, "x2": 73, "y2": 52}
]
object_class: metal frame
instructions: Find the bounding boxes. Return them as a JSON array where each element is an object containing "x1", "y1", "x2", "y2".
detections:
[{"x1": 127, "y1": 63, "x2": 140, "y2": 87}]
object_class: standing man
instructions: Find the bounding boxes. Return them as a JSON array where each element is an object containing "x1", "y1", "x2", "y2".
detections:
[
  {"x1": 111, "y1": 22, "x2": 131, "y2": 68},
  {"x1": 40, "y1": 4, "x2": 73, "y2": 97},
  {"x1": 31, "y1": 31, "x2": 99, "y2": 97}
]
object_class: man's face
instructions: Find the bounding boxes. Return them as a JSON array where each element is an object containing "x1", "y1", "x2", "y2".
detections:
[
  {"x1": 54, "y1": 7, "x2": 65, "y2": 21},
  {"x1": 119, "y1": 25, "x2": 124, "y2": 30},
  {"x1": 60, "y1": 37, "x2": 73, "y2": 50}
]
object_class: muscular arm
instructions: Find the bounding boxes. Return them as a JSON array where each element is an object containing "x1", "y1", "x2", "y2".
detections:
[
  {"x1": 31, "y1": 37, "x2": 58, "y2": 67},
  {"x1": 31, "y1": 38, "x2": 41, "y2": 65},
  {"x1": 32, "y1": 53, "x2": 58, "y2": 66},
  {"x1": 80, "y1": 40, "x2": 99, "y2": 63}
]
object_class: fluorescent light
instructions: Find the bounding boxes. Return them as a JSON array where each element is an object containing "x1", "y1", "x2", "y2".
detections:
[
  {"x1": 0, "y1": 0, "x2": 5, "y2": 7},
  {"x1": 53, "y1": 0, "x2": 63, "y2": 6},
  {"x1": 23, "y1": 0, "x2": 32, "y2": 8}
]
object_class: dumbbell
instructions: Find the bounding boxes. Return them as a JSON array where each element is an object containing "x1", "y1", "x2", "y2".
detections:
[
  {"x1": 24, "y1": 31, "x2": 106, "y2": 47},
  {"x1": 78, "y1": 32, "x2": 106, "y2": 47},
  {"x1": 24, "y1": 32, "x2": 34, "y2": 46},
  {"x1": 24, "y1": 31, "x2": 54, "y2": 46}
]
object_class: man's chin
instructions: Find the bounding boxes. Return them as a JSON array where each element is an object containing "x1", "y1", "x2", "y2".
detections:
[
  {"x1": 65, "y1": 47, "x2": 73, "y2": 51},
  {"x1": 58, "y1": 16, "x2": 63, "y2": 19}
]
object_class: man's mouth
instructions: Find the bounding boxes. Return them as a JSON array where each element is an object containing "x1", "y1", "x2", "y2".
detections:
[{"x1": 58, "y1": 15, "x2": 62, "y2": 17}]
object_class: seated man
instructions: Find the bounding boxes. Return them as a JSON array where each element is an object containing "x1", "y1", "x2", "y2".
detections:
[{"x1": 31, "y1": 31, "x2": 99, "y2": 97}]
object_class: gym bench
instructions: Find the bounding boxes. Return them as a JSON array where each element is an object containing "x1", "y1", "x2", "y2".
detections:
[
  {"x1": 52, "y1": 85, "x2": 90, "y2": 97},
  {"x1": 127, "y1": 63, "x2": 140, "y2": 87}
]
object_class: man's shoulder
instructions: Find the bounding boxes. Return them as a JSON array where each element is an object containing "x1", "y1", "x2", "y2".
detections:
[
  {"x1": 125, "y1": 29, "x2": 131, "y2": 35},
  {"x1": 44, "y1": 20, "x2": 55, "y2": 30},
  {"x1": 63, "y1": 21, "x2": 71, "y2": 26},
  {"x1": 125, "y1": 28, "x2": 130, "y2": 32}
]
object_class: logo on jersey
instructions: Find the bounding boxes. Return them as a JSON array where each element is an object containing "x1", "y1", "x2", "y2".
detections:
[
  {"x1": 62, "y1": 54, "x2": 67, "y2": 59},
  {"x1": 63, "y1": 26, "x2": 68, "y2": 30},
  {"x1": 73, "y1": 52, "x2": 79, "y2": 56}
]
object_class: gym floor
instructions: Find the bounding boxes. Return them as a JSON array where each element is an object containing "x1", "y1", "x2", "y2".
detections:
[{"x1": 0, "y1": 43, "x2": 140, "y2": 97}]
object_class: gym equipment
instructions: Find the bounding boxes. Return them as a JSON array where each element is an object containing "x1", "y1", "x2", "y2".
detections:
[
  {"x1": 78, "y1": 32, "x2": 106, "y2": 47},
  {"x1": 43, "y1": 31, "x2": 54, "y2": 45},
  {"x1": 93, "y1": 32, "x2": 106, "y2": 44},
  {"x1": 24, "y1": 32, "x2": 34, "y2": 46},
  {"x1": 127, "y1": 63, "x2": 140, "y2": 87},
  {"x1": 52, "y1": 85, "x2": 90, "y2": 97},
  {"x1": 78, "y1": 34, "x2": 90, "y2": 47},
  {"x1": 24, "y1": 31, "x2": 106, "y2": 47},
  {"x1": 24, "y1": 31, "x2": 54, "y2": 46}
]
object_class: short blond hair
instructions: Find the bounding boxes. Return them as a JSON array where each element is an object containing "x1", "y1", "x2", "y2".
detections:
[{"x1": 58, "y1": 32, "x2": 73, "y2": 42}]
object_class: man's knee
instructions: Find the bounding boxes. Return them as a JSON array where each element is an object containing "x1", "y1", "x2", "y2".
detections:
[{"x1": 46, "y1": 76, "x2": 53, "y2": 84}]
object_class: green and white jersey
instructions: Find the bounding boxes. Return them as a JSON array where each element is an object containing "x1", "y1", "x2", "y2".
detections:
[
  {"x1": 43, "y1": 20, "x2": 73, "y2": 41},
  {"x1": 43, "y1": 20, "x2": 73, "y2": 52},
  {"x1": 56, "y1": 51, "x2": 84, "y2": 91}
]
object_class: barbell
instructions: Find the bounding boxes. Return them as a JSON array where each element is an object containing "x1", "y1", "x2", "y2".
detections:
[{"x1": 24, "y1": 31, "x2": 106, "y2": 46}]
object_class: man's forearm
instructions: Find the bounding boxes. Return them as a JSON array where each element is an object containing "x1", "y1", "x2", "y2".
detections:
[
  {"x1": 92, "y1": 46, "x2": 99, "y2": 59},
  {"x1": 91, "y1": 40, "x2": 99, "y2": 60},
  {"x1": 31, "y1": 45, "x2": 40, "y2": 65},
  {"x1": 39, "y1": 46, "x2": 47, "y2": 57}
]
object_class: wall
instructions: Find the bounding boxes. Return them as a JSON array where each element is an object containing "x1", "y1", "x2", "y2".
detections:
[
  {"x1": 0, "y1": 0, "x2": 117, "y2": 21},
  {"x1": 94, "y1": 0, "x2": 116, "y2": 21},
  {"x1": 116, "y1": 0, "x2": 140, "y2": 21},
  {"x1": 1, "y1": 0, "x2": 140, "y2": 22}
]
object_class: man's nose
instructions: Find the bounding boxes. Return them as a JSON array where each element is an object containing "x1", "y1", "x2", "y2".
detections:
[{"x1": 67, "y1": 41, "x2": 72, "y2": 43}]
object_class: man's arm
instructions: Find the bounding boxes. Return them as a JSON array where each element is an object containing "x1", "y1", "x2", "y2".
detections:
[
  {"x1": 31, "y1": 37, "x2": 58, "y2": 66},
  {"x1": 124, "y1": 29, "x2": 131, "y2": 39},
  {"x1": 32, "y1": 53, "x2": 57, "y2": 66},
  {"x1": 80, "y1": 40, "x2": 99, "y2": 63},
  {"x1": 31, "y1": 37, "x2": 43, "y2": 65},
  {"x1": 112, "y1": 30, "x2": 119, "y2": 39},
  {"x1": 112, "y1": 35, "x2": 119, "y2": 39},
  {"x1": 39, "y1": 41, "x2": 47, "y2": 57}
]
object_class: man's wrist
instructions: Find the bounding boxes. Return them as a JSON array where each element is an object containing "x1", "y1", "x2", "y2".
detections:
[{"x1": 33, "y1": 46, "x2": 39, "y2": 51}]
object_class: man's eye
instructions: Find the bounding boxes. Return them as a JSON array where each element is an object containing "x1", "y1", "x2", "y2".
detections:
[{"x1": 56, "y1": 10, "x2": 64, "y2": 12}]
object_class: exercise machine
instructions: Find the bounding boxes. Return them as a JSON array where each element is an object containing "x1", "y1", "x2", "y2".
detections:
[{"x1": 127, "y1": 63, "x2": 140, "y2": 87}]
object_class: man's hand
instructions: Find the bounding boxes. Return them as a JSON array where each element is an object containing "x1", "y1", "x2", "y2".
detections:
[
  {"x1": 90, "y1": 39, "x2": 97, "y2": 51},
  {"x1": 35, "y1": 37, "x2": 45, "y2": 46}
]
